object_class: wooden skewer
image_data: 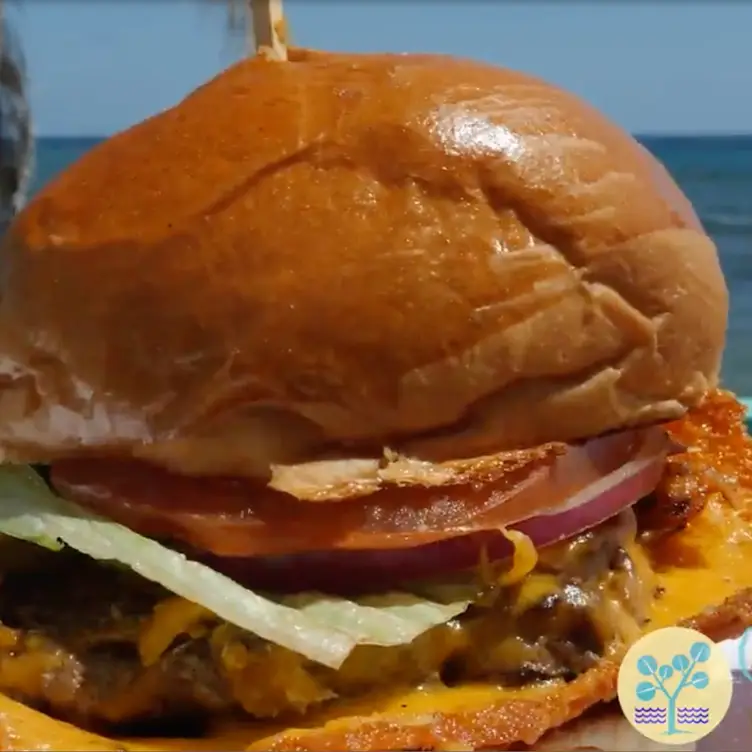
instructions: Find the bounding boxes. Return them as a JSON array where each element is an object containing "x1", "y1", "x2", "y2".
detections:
[{"x1": 249, "y1": 0, "x2": 288, "y2": 61}]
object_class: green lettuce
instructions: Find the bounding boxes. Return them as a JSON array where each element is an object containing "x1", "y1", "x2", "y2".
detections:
[{"x1": 0, "y1": 465, "x2": 471, "y2": 668}]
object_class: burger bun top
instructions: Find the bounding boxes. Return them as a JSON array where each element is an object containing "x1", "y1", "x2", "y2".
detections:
[{"x1": 0, "y1": 48, "x2": 727, "y2": 492}]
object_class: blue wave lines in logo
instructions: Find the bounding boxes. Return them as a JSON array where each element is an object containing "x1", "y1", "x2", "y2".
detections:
[
  {"x1": 676, "y1": 707, "x2": 710, "y2": 724},
  {"x1": 633, "y1": 707, "x2": 667, "y2": 724}
]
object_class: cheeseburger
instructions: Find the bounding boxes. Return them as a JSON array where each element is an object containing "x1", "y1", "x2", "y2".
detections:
[{"x1": 0, "y1": 48, "x2": 750, "y2": 752}]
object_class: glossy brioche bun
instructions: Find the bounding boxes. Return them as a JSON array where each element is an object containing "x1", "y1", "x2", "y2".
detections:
[{"x1": 0, "y1": 48, "x2": 727, "y2": 487}]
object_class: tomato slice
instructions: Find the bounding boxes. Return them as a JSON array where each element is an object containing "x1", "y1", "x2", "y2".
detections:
[{"x1": 50, "y1": 428, "x2": 668, "y2": 564}]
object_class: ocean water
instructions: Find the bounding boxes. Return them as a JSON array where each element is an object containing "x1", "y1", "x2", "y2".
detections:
[{"x1": 29, "y1": 134, "x2": 752, "y2": 396}]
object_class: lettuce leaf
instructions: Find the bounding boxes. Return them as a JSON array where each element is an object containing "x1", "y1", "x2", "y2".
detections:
[{"x1": 0, "y1": 465, "x2": 470, "y2": 668}]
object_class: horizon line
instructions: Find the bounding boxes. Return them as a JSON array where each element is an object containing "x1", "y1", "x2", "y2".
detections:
[{"x1": 33, "y1": 131, "x2": 752, "y2": 140}]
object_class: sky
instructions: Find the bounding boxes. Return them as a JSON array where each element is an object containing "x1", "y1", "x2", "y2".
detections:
[{"x1": 11, "y1": 0, "x2": 752, "y2": 137}]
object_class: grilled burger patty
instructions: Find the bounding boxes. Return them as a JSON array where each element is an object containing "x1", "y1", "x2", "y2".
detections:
[{"x1": 0, "y1": 510, "x2": 656, "y2": 733}]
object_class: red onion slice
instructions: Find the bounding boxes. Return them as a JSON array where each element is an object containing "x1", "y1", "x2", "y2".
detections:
[{"x1": 211, "y1": 429, "x2": 670, "y2": 593}]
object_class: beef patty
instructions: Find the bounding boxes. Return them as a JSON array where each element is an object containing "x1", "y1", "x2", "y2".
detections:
[{"x1": 0, "y1": 509, "x2": 654, "y2": 735}]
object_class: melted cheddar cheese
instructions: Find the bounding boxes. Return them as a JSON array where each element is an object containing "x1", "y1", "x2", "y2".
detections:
[
  {"x1": 133, "y1": 496, "x2": 752, "y2": 751},
  {"x1": 4, "y1": 500, "x2": 748, "y2": 734}
]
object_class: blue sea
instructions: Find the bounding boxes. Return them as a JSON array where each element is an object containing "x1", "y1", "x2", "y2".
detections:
[{"x1": 30, "y1": 135, "x2": 752, "y2": 396}]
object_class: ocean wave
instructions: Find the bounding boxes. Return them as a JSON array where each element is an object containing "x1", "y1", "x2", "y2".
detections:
[
  {"x1": 677, "y1": 707, "x2": 710, "y2": 724},
  {"x1": 702, "y1": 213, "x2": 752, "y2": 234},
  {"x1": 633, "y1": 707, "x2": 667, "y2": 724}
]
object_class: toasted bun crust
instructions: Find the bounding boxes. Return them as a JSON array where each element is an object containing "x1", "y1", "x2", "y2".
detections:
[{"x1": 0, "y1": 49, "x2": 727, "y2": 481}]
